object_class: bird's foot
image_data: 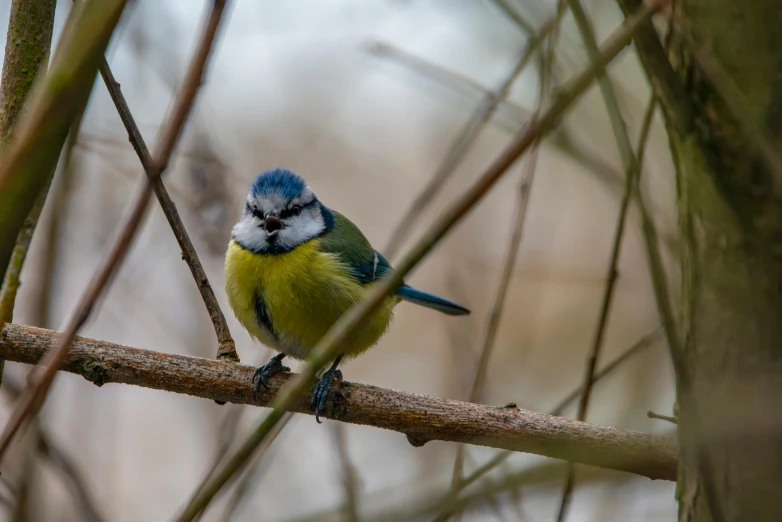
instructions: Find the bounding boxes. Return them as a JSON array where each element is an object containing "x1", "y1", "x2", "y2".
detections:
[
  {"x1": 310, "y1": 368, "x2": 343, "y2": 423},
  {"x1": 252, "y1": 353, "x2": 290, "y2": 400}
]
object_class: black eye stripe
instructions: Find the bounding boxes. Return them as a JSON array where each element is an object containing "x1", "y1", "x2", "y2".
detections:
[
  {"x1": 280, "y1": 199, "x2": 315, "y2": 219},
  {"x1": 246, "y1": 203, "x2": 263, "y2": 219}
]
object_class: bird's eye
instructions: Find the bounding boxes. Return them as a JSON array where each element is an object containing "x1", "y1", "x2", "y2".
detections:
[
  {"x1": 250, "y1": 206, "x2": 261, "y2": 218},
  {"x1": 291, "y1": 205, "x2": 301, "y2": 216}
]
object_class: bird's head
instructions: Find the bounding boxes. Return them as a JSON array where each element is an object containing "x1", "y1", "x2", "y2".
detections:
[{"x1": 231, "y1": 168, "x2": 333, "y2": 254}]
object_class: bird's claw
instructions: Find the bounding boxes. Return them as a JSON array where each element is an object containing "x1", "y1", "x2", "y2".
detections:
[
  {"x1": 310, "y1": 368, "x2": 343, "y2": 423},
  {"x1": 252, "y1": 354, "x2": 290, "y2": 401}
]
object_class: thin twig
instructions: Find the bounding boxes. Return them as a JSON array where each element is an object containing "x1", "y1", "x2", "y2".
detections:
[
  {"x1": 0, "y1": 323, "x2": 678, "y2": 481},
  {"x1": 0, "y1": 0, "x2": 229, "y2": 463},
  {"x1": 383, "y1": 12, "x2": 561, "y2": 258},
  {"x1": 432, "y1": 328, "x2": 661, "y2": 522},
  {"x1": 332, "y1": 422, "x2": 361, "y2": 522},
  {"x1": 373, "y1": 459, "x2": 630, "y2": 522},
  {"x1": 188, "y1": 403, "x2": 244, "y2": 522},
  {"x1": 174, "y1": 4, "x2": 666, "y2": 519},
  {"x1": 445, "y1": 9, "x2": 559, "y2": 516},
  {"x1": 368, "y1": 39, "x2": 680, "y2": 258},
  {"x1": 552, "y1": 0, "x2": 695, "y2": 519},
  {"x1": 555, "y1": 91, "x2": 658, "y2": 522},
  {"x1": 365, "y1": 41, "x2": 529, "y2": 129},
  {"x1": 217, "y1": 413, "x2": 293, "y2": 522},
  {"x1": 554, "y1": 1, "x2": 664, "y2": 519},
  {"x1": 97, "y1": 58, "x2": 238, "y2": 361},
  {"x1": 488, "y1": 0, "x2": 536, "y2": 35},
  {"x1": 647, "y1": 411, "x2": 678, "y2": 424},
  {"x1": 1, "y1": 375, "x2": 106, "y2": 522}
]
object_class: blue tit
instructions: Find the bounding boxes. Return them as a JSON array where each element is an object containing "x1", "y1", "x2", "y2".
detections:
[{"x1": 224, "y1": 168, "x2": 469, "y2": 421}]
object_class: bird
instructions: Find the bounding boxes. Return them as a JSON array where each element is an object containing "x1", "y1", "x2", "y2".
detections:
[{"x1": 224, "y1": 168, "x2": 470, "y2": 421}]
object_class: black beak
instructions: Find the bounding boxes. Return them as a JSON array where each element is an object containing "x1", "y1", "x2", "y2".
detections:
[{"x1": 264, "y1": 216, "x2": 282, "y2": 234}]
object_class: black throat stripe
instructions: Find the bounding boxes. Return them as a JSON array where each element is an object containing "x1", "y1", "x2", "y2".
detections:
[{"x1": 254, "y1": 292, "x2": 278, "y2": 341}]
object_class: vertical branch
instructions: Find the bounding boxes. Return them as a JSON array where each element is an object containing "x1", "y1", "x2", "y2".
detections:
[
  {"x1": 332, "y1": 423, "x2": 361, "y2": 522},
  {"x1": 555, "y1": 93, "x2": 657, "y2": 522},
  {"x1": 445, "y1": 7, "x2": 562, "y2": 515},
  {"x1": 488, "y1": 0, "x2": 536, "y2": 35},
  {"x1": 2, "y1": 375, "x2": 106, "y2": 522},
  {"x1": 555, "y1": 0, "x2": 678, "y2": 520},
  {"x1": 0, "y1": 0, "x2": 126, "y2": 287},
  {"x1": 97, "y1": 59, "x2": 238, "y2": 361},
  {"x1": 0, "y1": 0, "x2": 57, "y2": 148},
  {"x1": 0, "y1": 0, "x2": 229, "y2": 463},
  {"x1": 0, "y1": 0, "x2": 58, "y2": 382},
  {"x1": 216, "y1": 413, "x2": 294, "y2": 522},
  {"x1": 188, "y1": 404, "x2": 243, "y2": 522}
]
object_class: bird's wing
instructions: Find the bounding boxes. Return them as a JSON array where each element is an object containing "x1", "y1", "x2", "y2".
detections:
[
  {"x1": 317, "y1": 211, "x2": 470, "y2": 315},
  {"x1": 317, "y1": 210, "x2": 394, "y2": 285}
]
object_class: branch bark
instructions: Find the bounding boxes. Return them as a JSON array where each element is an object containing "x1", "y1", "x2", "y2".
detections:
[
  {"x1": 0, "y1": 0, "x2": 227, "y2": 463},
  {"x1": 0, "y1": 0, "x2": 58, "y2": 385},
  {"x1": 97, "y1": 59, "x2": 238, "y2": 362},
  {"x1": 0, "y1": 0, "x2": 56, "y2": 148},
  {"x1": 0, "y1": 0, "x2": 126, "y2": 284},
  {"x1": 0, "y1": 323, "x2": 678, "y2": 482}
]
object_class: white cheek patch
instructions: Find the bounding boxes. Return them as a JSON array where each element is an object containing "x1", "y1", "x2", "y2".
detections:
[
  {"x1": 231, "y1": 214, "x2": 268, "y2": 251},
  {"x1": 276, "y1": 207, "x2": 326, "y2": 250},
  {"x1": 232, "y1": 205, "x2": 326, "y2": 253}
]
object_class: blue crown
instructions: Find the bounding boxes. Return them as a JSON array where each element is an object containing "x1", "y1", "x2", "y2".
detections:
[{"x1": 250, "y1": 168, "x2": 306, "y2": 200}]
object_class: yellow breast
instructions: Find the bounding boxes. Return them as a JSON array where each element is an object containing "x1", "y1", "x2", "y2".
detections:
[{"x1": 224, "y1": 239, "x2": 397, "y2": 360}]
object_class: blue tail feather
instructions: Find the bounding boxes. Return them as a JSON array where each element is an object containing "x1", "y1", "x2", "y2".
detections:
[{"x1": 395, "y1": 285, "x2": 470, "y2": 316}]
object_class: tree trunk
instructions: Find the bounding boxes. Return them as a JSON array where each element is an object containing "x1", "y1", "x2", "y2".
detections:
[{"x1": 624, "y1": 0, "x2": 782, "y2": 520}]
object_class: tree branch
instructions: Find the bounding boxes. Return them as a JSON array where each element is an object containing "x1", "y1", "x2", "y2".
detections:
[
  {"x1": 0, "y1": 0, "x2": 58, "y2": 390},
  {"x1": 383, "y1": 12, "x2": 560, "y2": 258},
  {"x1": 97, "y1": 59, "x2": 238, "y2": 362},
  {"x1": 0, "y1": 323, "x2": 678, "y2": 482},
  {"x1": 0, "y1": 0, "x2": 126, "y2": 287},
  {"x1": 0, "y1": 0, "x2": 228, "y2": 462},
  {"x1": 176, "y1": 3, "x2": 668, "y2": 518}
]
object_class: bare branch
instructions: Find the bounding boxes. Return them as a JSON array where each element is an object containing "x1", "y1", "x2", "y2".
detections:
[
  {"x1": 0, "y1": 0, "x2": 58, "y2": 333},
  {"x1": 647, "y1": 411, "x2": 678, "y2": 424},
  {"x1": 367, "y1": 39, "x2": 681, "y2": 258},
  {"x1": 216, "y1": 413, "x2": 293, "y2": 522},
  {"x1": 434, "y1": 328, "x2": 662, "y2": 522},
  {"x1": 0, "y1": 323, "x2": 678, "y2": 482},
  {"x1": 0, "y1": 0, "x2": 126, "y2": 286},
  {"x1": 554, "y1": 1, "x2": 668, "y2": 518},
  {"x1": 0, "y1": 0, "x2": 57, "y2": 148},
  {"x1": 97, "y1": 58, "x2": 238, "y2": 361},
  {"x1": 446, "y1": 11, "x2": 558, "y2": 515},
  {"x1": 383, "y1": 13, "x2": 560, "y2": 258},
  {"x1": 332, "y1": 423, "x2": 361, "y2": 522},
  {"x1": 489, "y1": 0, "x2": 536, "y2": 35},
  {"x1": 174, "y1": 3, "x2": 667, "y2": 518},
  {"x1": 2, "y1": 375, "x2": 106, "y2": 522},
  {"x1": 614, "y1": 0, "x2": 694, "y2": 139},
  {"x1": 0, "y1": 0, "x2": 229, "y2": 463}
]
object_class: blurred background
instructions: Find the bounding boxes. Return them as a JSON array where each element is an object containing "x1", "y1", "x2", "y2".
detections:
[{"x1": 1, "y1": 0, "x2": 679, "y2": 520}]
